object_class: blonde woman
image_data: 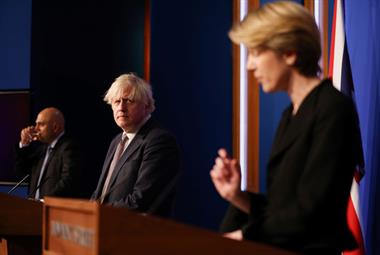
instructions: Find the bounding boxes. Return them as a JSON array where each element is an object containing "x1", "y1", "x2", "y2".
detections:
[{"x1": 210, "y1": 2, "x2": 361, "y2": 254}]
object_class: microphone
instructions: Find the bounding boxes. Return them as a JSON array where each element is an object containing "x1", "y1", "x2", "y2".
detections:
[{"x1": 8, "y1": 174, "x2": 30, "y2": 195}]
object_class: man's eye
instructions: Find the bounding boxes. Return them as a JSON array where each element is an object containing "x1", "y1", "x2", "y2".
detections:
[{"x1": 114, "y1": 100, "x2": 120, "y2": 104}]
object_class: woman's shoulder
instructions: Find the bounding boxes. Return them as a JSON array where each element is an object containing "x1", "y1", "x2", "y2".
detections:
[
  {"x1": 316, "y1": 79, "x2": 356, "y2": 112},
  {"x1": 308, "y1": 79, "x2": 359, "y2": 130}
]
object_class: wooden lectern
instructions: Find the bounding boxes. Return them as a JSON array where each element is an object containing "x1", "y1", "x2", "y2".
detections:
[
  {"x1": 43, "y1": 197, "x2": 297, "y2": 255},
  {"x1": 0, "y1": 193, "x2": 43, "y2": 255}
]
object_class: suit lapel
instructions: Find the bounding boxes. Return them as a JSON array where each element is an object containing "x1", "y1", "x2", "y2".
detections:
[
  {"x1": 44, "y1": 146, "x2": 55, "y2": 174},
  {"x1": 269, "y1": 107, "x2": 292, "y2": 160},
  {"x1": 94, "y1": 135, "x2": 120, "y2": 197},
  {"x1": 38, "y1": 144, "x2": 52, "y2": 181},
  {"x1": 40, "y1": 135, "x2": 65, "y2": 180},
  {"x1": 106, "y1": 118, "x2": 155, "y2": 191},
  {"x1": 268, "y1": 84, "x2": 322, "y2": 163},
  {"x1": 30, "y1": 146, "x2": 46, "y2": 195},
  {"x1": 30, "y1": 140, "x2": 56, "y2": 196}
]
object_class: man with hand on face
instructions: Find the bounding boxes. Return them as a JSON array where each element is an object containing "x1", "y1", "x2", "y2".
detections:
[
  {"x1": 91, "y1": 73, "x2": 180, "y2": 217},
  {"x1": 15, "y1": 107, "x2": 82, "y2": 199}
]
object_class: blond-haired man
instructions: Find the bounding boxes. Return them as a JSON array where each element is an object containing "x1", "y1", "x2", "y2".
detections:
[{"x1": 91, "y1": 74, "x2": 180, "y2": 217}]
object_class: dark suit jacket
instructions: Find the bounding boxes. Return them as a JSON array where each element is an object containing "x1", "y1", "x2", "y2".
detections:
[
  {"x1": 91, "y1": 118, "x2": 181, "y2": 217},
  {"x1": 15, "y1": 134, "x2": 82, "y2": 198},
  {"x1": 222, "y1": 80, "x2": 360, "y2": 254}
]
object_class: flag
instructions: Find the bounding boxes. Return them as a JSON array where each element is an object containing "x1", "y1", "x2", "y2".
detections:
[{"x1": 329, "y1": 0, "x2": 365, "y2": 254}]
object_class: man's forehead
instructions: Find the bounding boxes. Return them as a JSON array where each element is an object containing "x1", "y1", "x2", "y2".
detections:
[
  {"x1": 35, "y1": 119, "x2": 46, "y2": 124},
  {"x1": 115, "y1": 87, "x2": 135, "y2": 99},
  {"x1": 36, "y1": 113, "x2": 48, "y2": 123}
]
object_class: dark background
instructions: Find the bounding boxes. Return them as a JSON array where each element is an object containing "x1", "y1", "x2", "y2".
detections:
[
  {"x1": 29, "y1": 0, "x2": 147, "y2": 199},
  {"x1": 0, "y1": 0, "x2": 231, "y2": 230},
  {"x1": 2, "y1": 1, "x2": 380, "y2": 254}
]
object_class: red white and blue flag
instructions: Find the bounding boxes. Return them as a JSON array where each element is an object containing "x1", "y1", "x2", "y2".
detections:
[{"x1": 329, "y1": 0, "x2": 365, "y2": 254}]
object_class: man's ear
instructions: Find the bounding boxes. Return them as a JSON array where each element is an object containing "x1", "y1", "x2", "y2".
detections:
[
  {"x1": 283, "y1": 51, "x2": 297, "y2": 66},
  {"x1": 52, "y1": 122, "x2": 59, "y2": 133}
]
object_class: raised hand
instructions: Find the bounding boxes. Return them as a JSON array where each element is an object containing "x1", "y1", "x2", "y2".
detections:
[
  {"x1": 210, "y1": 148, "x2": 242, "y2": 201},
  {"x1": 210, "y1": 148, "x2": 250, "y2": 213},
  {"x1": 20, "y1": 126, "x2": 38, "y2": 146}
]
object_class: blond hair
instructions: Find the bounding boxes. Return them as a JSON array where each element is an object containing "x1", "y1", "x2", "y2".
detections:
[
  {"x1": 229, "y1": 1, "x2": 321, "y2": 76},
  {"x1": 104, "y1": 73, "x2": 155, "y2": 113}
]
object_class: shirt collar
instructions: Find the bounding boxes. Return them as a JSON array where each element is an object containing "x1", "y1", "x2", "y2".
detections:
[
  {"x1": 123, "y1": 115, "x2": 151, "y2": 141},
  {"x1": 49, "y1": 131, "x2": 65, "y2": 149}
]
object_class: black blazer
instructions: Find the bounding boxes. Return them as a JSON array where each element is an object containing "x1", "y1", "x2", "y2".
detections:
[
  {"x1": 15, "y1": 134, "x2": 82, "y2": 198},
  {"x1": 92, "y1": 118, "x2": 181, "y2": 217},
  {"x1": 223, "y1": 80, "x2": 360, "y2": 254}
]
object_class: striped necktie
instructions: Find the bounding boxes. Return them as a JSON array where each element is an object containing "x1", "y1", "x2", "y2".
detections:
[{"x1": 100, "y1": 134, "x2": 128, "y2": 202}]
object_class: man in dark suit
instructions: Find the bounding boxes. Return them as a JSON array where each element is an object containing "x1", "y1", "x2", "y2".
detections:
[
  {"x1": 91, "y1": 73, "x2": 180, "y2": 217},
  {"x1": 15, "y1": 107, "x2": 81, "y2": 199}
]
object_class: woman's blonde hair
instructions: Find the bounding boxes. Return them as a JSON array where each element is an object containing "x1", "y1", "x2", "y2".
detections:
[
  {"x1": 229, "y1": 1, "x2": 321, "y2": 76},
  {"x1": 104, "y1": 73, "x2": 155, "y2": 113}
]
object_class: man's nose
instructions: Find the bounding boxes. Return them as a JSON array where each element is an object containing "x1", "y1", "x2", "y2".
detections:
[{"x1": 118, "y1": 100, "x2": 128, "y2": 110}]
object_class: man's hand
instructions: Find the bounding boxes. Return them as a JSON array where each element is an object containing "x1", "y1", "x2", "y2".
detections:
[
  {"x1": 20, "y1": 126, "x2": 38, "y2": 146},
  {"x1": 223, "y1": 229, "x2": 243, "y2": 241}
]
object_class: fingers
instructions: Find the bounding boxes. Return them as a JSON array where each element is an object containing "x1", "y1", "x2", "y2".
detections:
[
  {"x1": 210, "y1": 148, "x2": 238, "y2": 196},
  {"x1": 230, "y1": 159, "x2": 241, "y2": 175},
  {"x1": 210, "y1": 163, "x2": 227, "y2": 182},
  {"x1": 218, "y1": 148, "x2": 228, "y2": 159},
  {"x1": 210, "y1": 156, "x2": 230, "y2": 193},
  {"x1": 210, "y1": 148, "x2": 243, "y2": 201},
  {"x1": 223, "y1": 230, "x2": 243, "y2": 241},
  {"x1": 213, "y1": 156, "x2": 231, "y2": 179},
  {"x1": 211, "y1": 148, "x2": 237, "y2": 178},
  {"x1": 210, "y1": 170, "x2": 223, "y2": 190},
  {"x1": 20, "y1": 127, "x2": 31, "y2": 144},
  {"x1": 216, "y1": 148, "x2": 231, "y2": 169},
  {"x1": 210, "y1": 168, "x2": 229, "y2": 199},
  {"x1": 20, "y1": 126, "x2": 37, "y2": 145}
]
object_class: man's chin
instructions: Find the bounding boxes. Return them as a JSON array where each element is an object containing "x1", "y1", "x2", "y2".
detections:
[{"x1": 117, "y1": 122, "x2": 130, "y2": 129}]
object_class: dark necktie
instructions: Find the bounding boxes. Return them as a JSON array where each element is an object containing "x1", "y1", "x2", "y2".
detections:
[{"x1": 35, "y1": 146, "x2": 53, "y2": 199}]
